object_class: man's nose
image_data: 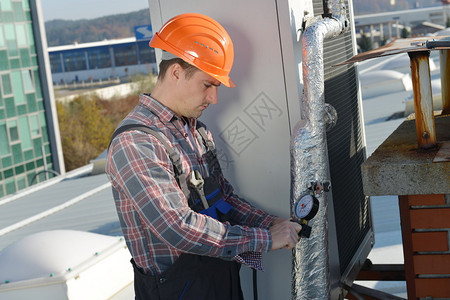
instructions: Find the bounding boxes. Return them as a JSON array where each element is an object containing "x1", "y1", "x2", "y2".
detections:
[{"x1": 206, "y1": 88, "x2": 218, "y2": 104}]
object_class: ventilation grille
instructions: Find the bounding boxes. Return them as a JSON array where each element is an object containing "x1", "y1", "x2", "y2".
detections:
[
  {"x1": 312, "y1": 0, "x2": 324, "y2": 16},
  {"x1": 314, "y1": 0, "x2": 372, "y2": 276}
]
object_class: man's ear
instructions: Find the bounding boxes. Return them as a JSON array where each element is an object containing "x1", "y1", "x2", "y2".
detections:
[{"x1": 168, "y1": 63, "x2": 183, "y2": 81}]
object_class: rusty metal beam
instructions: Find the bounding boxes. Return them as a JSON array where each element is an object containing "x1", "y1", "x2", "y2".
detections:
[
  {"x1": 399, "y1": 195, "x2": 418, "y2": 299},
  {"x1": 355, "y1": 260, "x2": 405, "y2": 281},
  {"x1": 408, "y1": 51, "x2": 437, "y2": 149},
  {"x1": 343, "y1": 283, "x2": 407, "y2": 300},
  {"x1": 441, "y1": 49, "x2": 450, "y2": 115}
]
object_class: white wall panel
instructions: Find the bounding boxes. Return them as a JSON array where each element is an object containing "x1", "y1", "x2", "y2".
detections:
[{"x1": 148, "y1": 0, "x2": 310, "y2": 298}]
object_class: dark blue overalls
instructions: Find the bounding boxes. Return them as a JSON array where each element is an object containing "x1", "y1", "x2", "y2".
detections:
[{"x1": 110, "y1": 123, "x2": 244, "y2": 300}]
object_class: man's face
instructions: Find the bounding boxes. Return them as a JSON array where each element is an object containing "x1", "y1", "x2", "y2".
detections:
[{"x1": 174, "y1": 68, "x2": 221, "y2": 119}]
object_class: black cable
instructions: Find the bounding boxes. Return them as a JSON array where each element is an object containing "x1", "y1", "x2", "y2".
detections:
[{"x1": 253, "y1": 269, "x2": 258, "y2": 300}]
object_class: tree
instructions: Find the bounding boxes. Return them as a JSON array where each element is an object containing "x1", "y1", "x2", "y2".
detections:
[
  {"x1": 57, "y1": 96, "x2": 119, "y2": 170},
  {"x1": 358, "y1": 33, "x2": 372, "y2": 53},
  {"x1": 56, "y1": 75, "x2": 156, "y2": 171},
  {"x1": 401, "y1": 27, "x2": 410, "y2": 38}
]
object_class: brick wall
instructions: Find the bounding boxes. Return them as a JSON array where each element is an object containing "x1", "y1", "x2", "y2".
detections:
[{"x1": 399, "y1": 194, "x2": 450, "y2": 299}]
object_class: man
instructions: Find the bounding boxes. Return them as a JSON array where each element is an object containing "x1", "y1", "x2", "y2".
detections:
[{"x1": 106, "y1": 13, "x2": 302, "y2": 300}]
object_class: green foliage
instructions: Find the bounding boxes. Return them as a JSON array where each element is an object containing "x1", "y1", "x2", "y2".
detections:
[
  {"x1": 45, "y1": 9, "x2": 151, "y2": 46},
  {"x1": 129, "y1": 73, "x2": 157, "y2": 96},
  {"x1": 401, "y1": 27, "x2": 410, "y2": 38},
  {"x1": 358, "y1": 33, "x2": 372, "y2": 53},
  {"x1": 57, "y1": 94, "x2": 139, "y2": 171}
]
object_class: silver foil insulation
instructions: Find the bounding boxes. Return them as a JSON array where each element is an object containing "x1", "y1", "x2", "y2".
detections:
[{"x1": 290, "y1": 6, "x2": 348, "y2": 299}]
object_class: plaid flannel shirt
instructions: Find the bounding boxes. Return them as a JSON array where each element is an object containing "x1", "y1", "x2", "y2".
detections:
[{"x1": 106, "y1": 94, "x2": 276, "y2": 275}]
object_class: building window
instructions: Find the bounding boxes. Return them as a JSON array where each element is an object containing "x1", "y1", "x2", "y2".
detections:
[
  {"x1": 4, "y1": 23, "x2": 18, "y2": 57},
  {"x1": 87, "y1": 46, "x2": 111, "y2": 69},
  {"x1": 138, "y1": 42, "x2": 156, "y2": 64},
  {"x1": 15, "y1": 24, "x2": 27, "y2": 47},
  {"x1": 49, "y1": 53, "x2": 62, "y2": 73},
  {"x1": 29, "y1": 114, "x2": 39, "y2": 137},
  {"x1": 114, "y1": 44, "x2": 137, "y2": 66},
  {"x1": 0, "y1": 0, "x2": 54, "y2": 196},
  {"x1": 0, "y1": 25, "x2": 5, "y2": 47},
  {"x1": 0, "y1": 0, "x2": 12, "y2": 11},
  {"x1": 63, "y1": 50, "x2": 87, "y2": 72},
  {"x1": 0, "y1": 121, "x2": 10, "y2": 155},
  {"x1": 20, "y1": 48, "x2": 31, "y2": 67},
  {"x1": 12, "y1": 70, "x2": 26, "y2": 104},
  {"x1": 26, "y1": 23, "x2": 34, "y2": 50},
  {"x1": 7, "y1": 119, "x2": 19, "y2": 142},
  {"x1": 1, "y1": 73, "x2": 12, "y2": 96},
  {"x1": 22, "y1": 69, "x2": 34, "y2": 93},
  {"x1": 5, "y1": 178, "x2": 16, "y2": 195},
  {"x1": 18, "y1": 116, "x2": 32, "y2": 150},
  {"x1": 48, "y1": 53, "x2": 59, "y2": 73},
  {"x1": 12, "y1": 1, "x2": 25, "y2": 22}
]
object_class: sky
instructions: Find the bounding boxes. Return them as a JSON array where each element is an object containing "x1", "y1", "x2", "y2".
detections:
[{"x1": 40, "y1": 0, "x2": 149, "y2": 21}]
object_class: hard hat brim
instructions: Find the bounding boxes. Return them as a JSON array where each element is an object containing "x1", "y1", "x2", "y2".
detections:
[{"x1": 151, "y1": 36, "x2": 235, "y2": 88}]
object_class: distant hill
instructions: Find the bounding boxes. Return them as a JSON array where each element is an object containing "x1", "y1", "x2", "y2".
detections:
[
  {"x1": 353, "y1": 0, "x2": 441, "y2": 15},
  {"x1": 45, "y1": 2, "x2": 443, "y2": 46},
  {"x1": 45, "y1": 9, "x2": 151, "y2": 47}
]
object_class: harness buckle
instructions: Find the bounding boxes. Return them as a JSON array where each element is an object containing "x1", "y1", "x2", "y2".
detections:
[{"x1": 189, "y1": 170, "x2": 209, "y2": 209}]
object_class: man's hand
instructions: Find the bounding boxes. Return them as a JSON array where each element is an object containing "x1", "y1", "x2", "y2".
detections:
[{"x1": 269, "y1": 219, "x2": 302, "y2": 250}]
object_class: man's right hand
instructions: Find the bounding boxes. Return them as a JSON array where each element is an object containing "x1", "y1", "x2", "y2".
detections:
[{"x1": 269, "y1": 219, "x2": 302, "y2": 250}]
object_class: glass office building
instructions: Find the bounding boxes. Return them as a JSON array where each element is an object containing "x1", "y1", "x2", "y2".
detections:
[
  {"x1": 0, "y1": 0, "x2": 64, "y2": 197},
  {"x1": 48, "y1": 38, "x2": 157, "y2": 84}
]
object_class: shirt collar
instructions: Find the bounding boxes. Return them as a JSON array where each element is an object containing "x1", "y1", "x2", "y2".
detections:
[
  {"x1": 140, "y1": 93, "x2": 176, "y2": 124},
  {"x1": 140, "y1": 93, "x2": 197, "y2": 129}
]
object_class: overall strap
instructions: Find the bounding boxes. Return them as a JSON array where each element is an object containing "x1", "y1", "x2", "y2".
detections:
[
  {"x1": 196, "y1": 126, "x2": 215, "y2": 152},
  {"x1": 108, "y1": 124, "x2": 190, "y2": 198}
]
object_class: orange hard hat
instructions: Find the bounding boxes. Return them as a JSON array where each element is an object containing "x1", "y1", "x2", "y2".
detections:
[{"x1": 149, "y1": 13, "x2": 235, "y2": 88}]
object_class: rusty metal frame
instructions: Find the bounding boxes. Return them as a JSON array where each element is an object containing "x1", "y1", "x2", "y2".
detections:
[
  {"x1": 336, "y1": 36, "x2": 450, "y2": 150},
  {"x1": 355, "y1": 259, "x2": 405, "y2": 281},
  {"x1": 408, "y1": 50, "x2": 437, "y2": 149},
  {"x1": 335, "y1": 36, "x2": 450, "y2": 65},
  {"x1": 336, "y1": 36, "x2": 450, "y2": 298},
  {"x1": 441, "y1": 50, "x2": 450, "y2": 114},
  {"x1": 343, "y1": 283, "x2": 407, "y2": 300}
]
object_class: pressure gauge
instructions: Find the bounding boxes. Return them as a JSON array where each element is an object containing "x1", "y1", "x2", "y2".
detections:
[{"x1": 294, "y1": 194, "x2": 319, "y2": 221}]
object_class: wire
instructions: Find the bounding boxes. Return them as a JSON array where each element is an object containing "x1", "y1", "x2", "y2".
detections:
[{"x1": 253, "y1": 269, "x2": 258, "y2": 300}]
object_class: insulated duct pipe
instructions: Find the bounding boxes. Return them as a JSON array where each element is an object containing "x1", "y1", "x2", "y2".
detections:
[{"x1": 291, "y1": 1, "x2": 348, "y2": 299}]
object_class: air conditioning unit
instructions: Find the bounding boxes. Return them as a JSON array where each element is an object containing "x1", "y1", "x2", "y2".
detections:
[{"x1": 148, "y1": 0, "x2": 373, "y2": 298}]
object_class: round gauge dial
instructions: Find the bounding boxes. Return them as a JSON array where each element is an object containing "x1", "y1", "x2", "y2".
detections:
[{"x1": 294, "y1": 194, "x2": 319, "y2": 220}]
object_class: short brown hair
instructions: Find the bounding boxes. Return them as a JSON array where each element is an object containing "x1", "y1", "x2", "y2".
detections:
[{"x1": 158, "y1": 58, "x2": 199, "y2": 81}]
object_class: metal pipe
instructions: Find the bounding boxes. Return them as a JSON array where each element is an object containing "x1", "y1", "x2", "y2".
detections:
[
  {"x1": 440, "y1": 49, "x2": 450, "y2": 115},
  {"x1": 290, "y1": 0, "x2": 348, "y2": 298},
  {"x1": 408, "y1": 51, "x2": 437, "y2": 149}
]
